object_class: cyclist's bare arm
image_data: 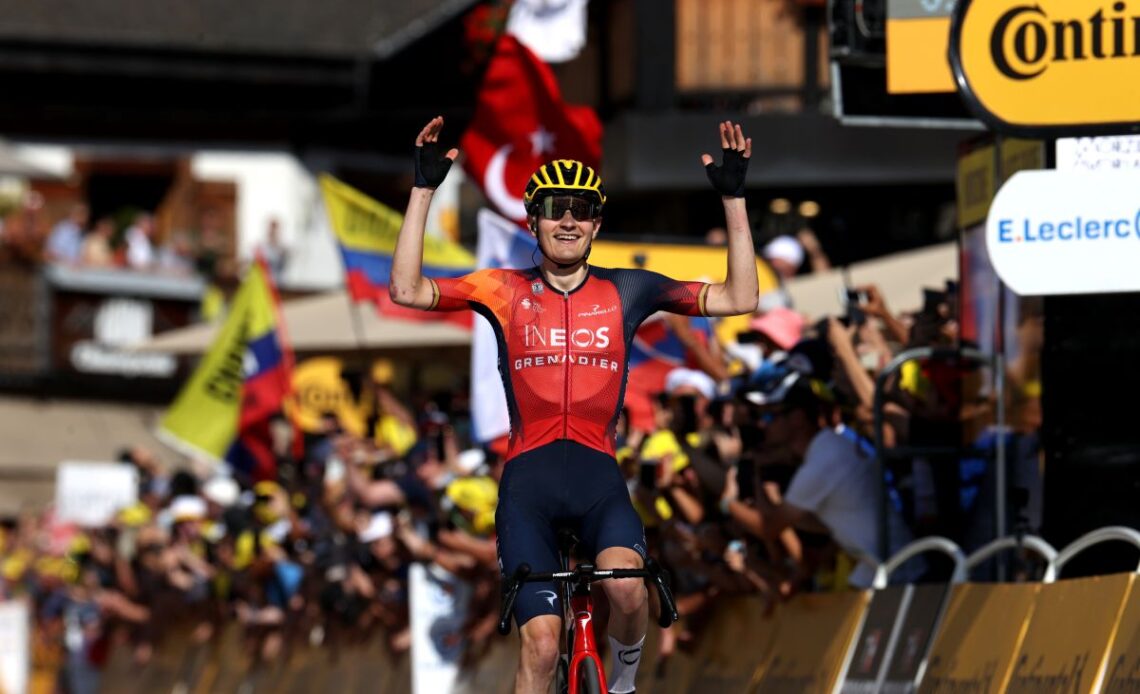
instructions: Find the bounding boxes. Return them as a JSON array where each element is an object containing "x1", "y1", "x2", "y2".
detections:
[
  {"x1": 699, "y1": 122, "x2": 758, "y2": 317},
  {"x1": 663, "y1": 313, "x2": 729, "y2": 381},
  {"x1": 390, "y1": 116, "x2": 459, "y2": 309}
]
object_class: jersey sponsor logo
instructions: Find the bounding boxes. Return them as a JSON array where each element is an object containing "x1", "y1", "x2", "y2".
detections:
[
  {"x1": 518, "y1": 297, "x2": 544, "y2": 313},
  {"x1": 537, "y1": 589, "x2": 559, "y2": 608},
  {"x1": 576, "y1": 303, "x2": 617, "y2": 318},
  {"x1": 531, "y1": 281, "x2": 544, "y2": 294},
  {"x1": 523, "y1": 325, "x2": 610, "y2": 349},
  {"x1": 513, "y1": 354, "x2": 620, "y2": 372}
]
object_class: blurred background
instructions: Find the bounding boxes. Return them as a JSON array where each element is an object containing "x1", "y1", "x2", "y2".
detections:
[{"x1": 0, "y1": 0, "x2": 1126, "y2": 692}]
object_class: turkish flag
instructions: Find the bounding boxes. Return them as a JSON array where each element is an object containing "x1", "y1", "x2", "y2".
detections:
[{"x1": 461, "y1": 35, "x2": 603, "y2": 226}]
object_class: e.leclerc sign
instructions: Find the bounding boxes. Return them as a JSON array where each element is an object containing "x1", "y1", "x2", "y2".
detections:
[
  {"x1": 950, "y1": 0, "x2": 1140, "y2": 134},
  {"x1": 987, "y1": 170, "x2": 1140, "y2": 295}
]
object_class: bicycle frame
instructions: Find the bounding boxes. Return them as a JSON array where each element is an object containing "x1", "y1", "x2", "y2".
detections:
[
  {"x1": 566, "y1": 582, "x2": 605, "y2": 694},
  {"x1": 498, "y1": 538, "x2": 678, "y2": 694}
]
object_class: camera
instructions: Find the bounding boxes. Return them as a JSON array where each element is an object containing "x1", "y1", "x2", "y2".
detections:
[{"x1": 838, "y1": 287, "x2": 868, "y2": 326}]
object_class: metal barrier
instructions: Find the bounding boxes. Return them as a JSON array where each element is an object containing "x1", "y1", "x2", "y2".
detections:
[
  {"x1": 1054, "y1": 525, "x2": 1140, "y2": 575},
  {"x1": 871, "y1": 535, "x2": 968, "y2": 590},
  {"x1": 871, "y1": 346, "x2": 997, "y2": 560},
  {"x1": 964, "y1": 534, "x2": 1059, "y2": 582}
]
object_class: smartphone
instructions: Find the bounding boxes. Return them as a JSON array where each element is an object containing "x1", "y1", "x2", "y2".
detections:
[
  {"x1": 674, "y1": 395, "x2": 698, "y2": 434},
  {"x1": 639, "y1": 459, "x2": 659, "y2": 488},
  {"x1": 838, "y1": 287, "x2": 868, "y2": 308},
  {"x1": 922, "y1": 288, "x2": 948, "y2": 315},
  {"x1": 736, "y1": 457, "x2": 756, "y2": 500}
]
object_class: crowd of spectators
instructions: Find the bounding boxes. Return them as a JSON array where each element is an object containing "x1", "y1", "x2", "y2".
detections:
[
  {"x1": 0, "y1": 192, "x2": 291, "y2": 288},
  {"x1": 0, "y1": 253, "x2": 1044, "y2": 688}
]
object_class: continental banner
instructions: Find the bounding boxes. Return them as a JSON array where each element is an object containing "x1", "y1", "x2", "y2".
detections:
[
  {"x1": 920, "y1": 582, "x2": 1039, "y2": 693},
  {"x1": 752, "y1": 590, "x2": 870, "y2": 693},
  {"x1": 1007, "y1": 573, "x2": 1134, "y2": 693},
  {"x1": 950, "y1": 0, "x2": 1140, "y2": 132},
  {"x1": 1102, "y1": 574, "x2": 1140, "y2": 691}
]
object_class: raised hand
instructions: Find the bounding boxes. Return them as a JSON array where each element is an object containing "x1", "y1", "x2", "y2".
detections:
[
  {"x1": 701, "y1": 121, "x2": 752, "y2": 198},
  {"x1": 414, "y1": 116, "x2": 460, "y2": 189}
]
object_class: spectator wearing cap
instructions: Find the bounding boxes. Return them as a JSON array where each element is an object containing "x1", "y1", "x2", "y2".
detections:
[
  {"x1": 756, "y1": 235, "x2": 803, "y2": 312},
  {"x1": 723, "y1": 356, "x2": 915, "y2": 589},
  {"x1": 762, "y1": 235, "x2": 804, "y2": 281}
]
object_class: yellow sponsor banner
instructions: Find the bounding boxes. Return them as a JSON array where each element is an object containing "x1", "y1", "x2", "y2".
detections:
[
  {"x1": 159, "y1": 263, "x2": 279, "y2": 460},
  {"x1": 753, "y1": 590, "x2": 870, "y2": 693},
  {"x1": 591, "y1": 240, "x2": 780, "y2": 346},
  {"x1": 956, "y1": 138, "x2": 1044, "y2": 229},
  {"x1": 1006, "y1": 573, "x2": 1133, "y2": 693},
  {"x1": 952, "y1": 0, "x2": 1140, "y2": 130},
  {"x1": 1099, "y1": 574, "x2": 1140, "y2": 690},
  {"x1": 920, "y1": 582, "x2": 1039, "y2": 693},
  {"x1": 887, "y1": 17, "x2": 956, "y2": 94}
]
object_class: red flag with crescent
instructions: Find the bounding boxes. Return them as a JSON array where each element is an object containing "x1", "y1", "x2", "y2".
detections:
[{"x1": 461, "y1": 34, "x2": 603, "y2": 226}]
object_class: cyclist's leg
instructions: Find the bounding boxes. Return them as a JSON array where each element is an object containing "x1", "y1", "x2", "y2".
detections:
[
  {"x1": 497, "y1": 448, "x2": 566, "y2": 693},
  {"x1": 517, "y1": 616, "x2": 561, "y2": 694},
  {"x1": 576, "y1": 448, "x2": 649, "y2": 694},
  {"x1": 588, "y1": 505, "x2": 648, "y2": 644}
]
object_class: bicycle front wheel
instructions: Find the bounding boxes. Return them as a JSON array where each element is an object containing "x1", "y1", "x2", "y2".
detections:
[{"x1": 576, "y1": 658, "x2": 602, "y2": 694}]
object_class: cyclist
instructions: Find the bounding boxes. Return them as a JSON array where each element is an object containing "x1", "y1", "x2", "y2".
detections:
[{"x1": 391, "y1": 116, "x2": 757, "y2": 694}]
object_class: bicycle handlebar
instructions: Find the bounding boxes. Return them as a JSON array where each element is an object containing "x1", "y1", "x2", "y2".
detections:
[{"x1": 497, "y1": 558, "x2": 679, "y2": 635}]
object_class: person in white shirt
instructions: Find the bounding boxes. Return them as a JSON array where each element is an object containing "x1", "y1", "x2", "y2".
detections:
[
  {"x1": 124, "y1": 212, "x2": 155, "y2": 270},
  {"x1": 721, "y1": 347, "x2": 916, "y2": 588}
]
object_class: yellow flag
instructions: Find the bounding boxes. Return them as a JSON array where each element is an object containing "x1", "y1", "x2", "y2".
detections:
[
  {"x1": 320, "y1": 173, "x2": 475, "y2": 276},
  {"x1": 159, "y1": 262, "x2": 280, "y2": 461}
]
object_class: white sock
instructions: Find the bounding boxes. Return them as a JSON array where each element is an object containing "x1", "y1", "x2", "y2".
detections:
[{"x1": 607, "y1": 634, "x2": 645, "y2": 694}]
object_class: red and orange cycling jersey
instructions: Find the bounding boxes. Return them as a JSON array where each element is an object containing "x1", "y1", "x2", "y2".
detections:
[{"x1": 430, "y1": 266, "x2": 709, "y2": 461}]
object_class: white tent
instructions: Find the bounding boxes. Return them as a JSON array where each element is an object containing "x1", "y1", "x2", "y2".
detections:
[
  {"x1": 136, "y1": 290, "x2": 472, "y2": 354},
  {"x1": 784, "y1": 242, "x2": 957, "y2": 320}
]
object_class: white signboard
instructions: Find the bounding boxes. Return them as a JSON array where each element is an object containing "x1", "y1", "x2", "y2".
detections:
[
  {"x1": 1056, "y1": 136, "x2": 1140, "y2": 172},
  {"x1": 0, "y1": 601, "x2": 29, "y2": 694},
  {"x1": 55, "y1": 462, "x2": 138, "y2": 527},
  {"x1": 986, "y1": 170, "x2": 1140, "y2": 296},
  {"x1": 408, "y1": 563, "x2": 471, "y2": 694}
]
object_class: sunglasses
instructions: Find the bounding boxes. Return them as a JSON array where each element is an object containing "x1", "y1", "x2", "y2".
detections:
[{"x1": 536, "y1": 195, "x2": 600, "y2": 222}]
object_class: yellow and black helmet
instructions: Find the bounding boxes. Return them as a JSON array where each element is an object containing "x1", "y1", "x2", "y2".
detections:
[{"x1": 523, "y1": 159, "x2": 606, "y2": 212}]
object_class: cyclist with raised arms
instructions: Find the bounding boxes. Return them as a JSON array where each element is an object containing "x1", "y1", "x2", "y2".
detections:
[{"x1": 391, "y1": 116, "x2": 757, "y2": 694}]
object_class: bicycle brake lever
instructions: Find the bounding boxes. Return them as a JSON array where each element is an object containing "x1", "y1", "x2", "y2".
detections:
[
  {"x1": 645, "y1": 558, "x2": 679, "y2": 628},
  {"x1": 497, "y1": 563, "x2": 531, "y2": 635}
]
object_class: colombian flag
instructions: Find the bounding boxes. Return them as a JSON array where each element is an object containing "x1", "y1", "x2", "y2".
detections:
[
  {"x1": 319, "y1": 174, "x2": 475, "y2": 326},
  {"x1": 159, "y1": 258, "x2": 294, "y2": 483}
]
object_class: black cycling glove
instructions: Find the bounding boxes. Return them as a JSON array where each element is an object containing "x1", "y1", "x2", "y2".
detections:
[
  {"x1": 414, "y1": 140, "x2": 454, "y2": 189},
  {"x1": 705, "y1": 147, "x2": 749, "y2": 198}
]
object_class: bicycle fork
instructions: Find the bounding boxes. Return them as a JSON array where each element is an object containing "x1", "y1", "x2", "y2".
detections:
[{"x1": 566, "y1": 581, "x2": 606, "y2": 694}]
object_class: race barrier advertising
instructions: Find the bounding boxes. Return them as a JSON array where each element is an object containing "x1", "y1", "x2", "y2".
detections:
[
  {"x1": 751, "y1": 590, "x2": 870, "y2": 693},
  {"x1": 1006, "y1": 573, "x2": 1133, "y2": 693},
  {"x1": 79, "y1": 528, "x2": 1140, "y2": 693}
]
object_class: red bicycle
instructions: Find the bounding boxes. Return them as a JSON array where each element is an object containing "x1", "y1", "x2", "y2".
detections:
[{"x1": 498, "y1": 529, "x2": 679, "y2": 694}]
